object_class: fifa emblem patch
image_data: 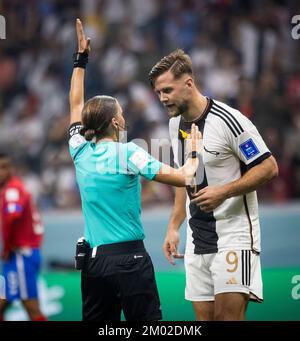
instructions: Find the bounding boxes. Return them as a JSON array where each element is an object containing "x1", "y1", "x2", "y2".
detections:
[
  {"x1": 239, "y1": 139, "x2": 259, "y2": 160},
  {"x1": 70, "y1": 134, "x2": 86, "y2": 149},
  {"x1": 129, "y1": 150, "x2": 149, "y2": 171}
]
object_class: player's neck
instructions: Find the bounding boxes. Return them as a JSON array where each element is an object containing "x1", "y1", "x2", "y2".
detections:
[{"x1": 182, "y1": 94, "x2": 208, "y2": 122}]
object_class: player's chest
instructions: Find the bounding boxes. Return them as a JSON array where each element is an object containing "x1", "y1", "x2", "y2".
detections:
[
  {"x1": 178, "y1": 123, "x2": 231, "y2": 167},
  {"x1": 202, "y1": 130, "x2": 231, "y2": 166}
]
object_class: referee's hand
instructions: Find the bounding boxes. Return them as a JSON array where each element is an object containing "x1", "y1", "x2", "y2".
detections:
[
  {"x1": 163, "y1": 230, "x2": 184, "y2": 265},
  {"x1": 76, "y1": 18, "x2": 91, "y2": 54}
]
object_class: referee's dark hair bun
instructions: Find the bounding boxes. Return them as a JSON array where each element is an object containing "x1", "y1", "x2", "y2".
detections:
[
  {"x1": 79, "y1": 126, "x2": 95, "y2": 141},
  {"x1": 84, "y1": 129, "x2": 96, "y2": 141}
]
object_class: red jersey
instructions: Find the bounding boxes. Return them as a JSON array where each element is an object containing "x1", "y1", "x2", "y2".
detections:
[{"x1": 0, "y1": 176, "x2": 43, "y2": 254}]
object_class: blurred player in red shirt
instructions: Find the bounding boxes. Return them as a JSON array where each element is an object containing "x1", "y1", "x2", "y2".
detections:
[{"x1": 0, "y1": 152, "x2": 46, "y2": 321}]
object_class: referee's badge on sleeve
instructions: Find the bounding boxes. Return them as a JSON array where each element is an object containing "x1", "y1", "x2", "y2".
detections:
[
  {"x1": 239, "y1": 138, "x2": 259, "y2": 160},
  {"x1": 129, "y1": 150, "x2": 149, "y2": 171},
  {"x1": 70, "y1": 134, "x2": 86, "y2": 149}
]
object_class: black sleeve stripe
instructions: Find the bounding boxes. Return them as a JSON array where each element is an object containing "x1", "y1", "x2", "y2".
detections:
[
  {"x1": 213, "y1": 102, "x2": 244, "y2": 133},
  {"x1": 246, "y1": 151, "x2": 271, "y2": 170},
  {"x1": 210, "y1": 111, "x2": 238, "y2": 137},
  {"x1": 211, "y1": 107, "x2": 242, "y2": 136},
  {"x1": 211, "y1": 105, "x2": 244, "y2": 134}
]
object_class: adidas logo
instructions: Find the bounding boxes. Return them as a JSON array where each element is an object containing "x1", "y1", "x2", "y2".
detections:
[{"x1": 226, "y1": 277, "x2": 238, "y2": 285}]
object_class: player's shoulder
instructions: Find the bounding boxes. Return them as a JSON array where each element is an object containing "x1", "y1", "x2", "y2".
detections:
[
  {"x1": 169, "y1": 116, "x2": 181, "y2": 129},
  {"x1": 168, "y1": 116, "x2": 181, "y2": 139},
  {"x1": 6, "y1": 176, "x2": 24, "y2": 189},
  {"x1": 210, "y1": 99, "x2": 245, "y2": 121},
  {"x1": 3, "y1": 177, "x2": 25, "y2": 201},
  {"x1": 208, "y1": 99, "x2": 248, "y2": 138}
]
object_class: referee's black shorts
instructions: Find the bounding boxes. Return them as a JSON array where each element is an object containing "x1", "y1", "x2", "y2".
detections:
[{"x1": 81, "y1": 240, "x2": 162, "y2": 321}]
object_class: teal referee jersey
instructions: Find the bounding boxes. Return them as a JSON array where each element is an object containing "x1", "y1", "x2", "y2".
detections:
[{"x1": 68, "y1": 123, "x2": 162, "y2": 248}]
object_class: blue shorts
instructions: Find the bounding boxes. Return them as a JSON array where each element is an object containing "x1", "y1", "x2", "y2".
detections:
[{"x1": 2, "y1": 249, "x2": 41, "y2": 302}]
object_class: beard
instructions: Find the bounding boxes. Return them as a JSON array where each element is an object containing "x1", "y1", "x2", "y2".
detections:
[{"x1": 168, "y1": 100, "x2": 189, "y2": 118}]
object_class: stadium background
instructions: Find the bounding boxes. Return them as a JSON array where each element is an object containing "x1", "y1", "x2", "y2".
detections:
[{"x1": 0, "y1": 0, "x2": 299, "y2": 320}]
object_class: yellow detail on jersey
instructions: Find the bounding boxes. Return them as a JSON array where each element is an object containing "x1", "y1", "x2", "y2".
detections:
[{"x1": 179, "y1": 129, "x2": 188, "y2": 139}]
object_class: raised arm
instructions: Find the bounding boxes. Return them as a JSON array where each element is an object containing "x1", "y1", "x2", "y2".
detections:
[{"x1": 69, "y1": 19, "x2": 90, "y2": 125}]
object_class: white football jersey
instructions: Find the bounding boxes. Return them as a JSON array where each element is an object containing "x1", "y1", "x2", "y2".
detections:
[{"x1": 169, "y1": 99, "x2": 271, "y2": 255}]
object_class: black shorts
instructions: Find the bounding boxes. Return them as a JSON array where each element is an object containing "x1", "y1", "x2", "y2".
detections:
[{"x1": 81, "y1": 240, "x2": 162, "y2": 321}]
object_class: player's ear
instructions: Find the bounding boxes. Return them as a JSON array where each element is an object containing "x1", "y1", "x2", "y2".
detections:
[{"x1": 186, "y1": 77, "x2": 194, "y2": 88}]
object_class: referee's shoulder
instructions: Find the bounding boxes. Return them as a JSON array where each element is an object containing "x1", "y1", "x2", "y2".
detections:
[{"x1": 121, "y1": 141, "x2": 139, "y2": 152}]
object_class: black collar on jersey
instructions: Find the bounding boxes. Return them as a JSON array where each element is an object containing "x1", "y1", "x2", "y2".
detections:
[
  {"x1": 182, "y1": 97, "x2": 213, "y2": 124},
  {"x1": 179, "y1": 98, "x2": 213, "y2": 134}
]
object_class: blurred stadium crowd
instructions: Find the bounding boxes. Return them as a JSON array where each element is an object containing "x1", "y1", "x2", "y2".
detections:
[{"x1": 0, "y1": 0, "x2": 300, "y2": 209}]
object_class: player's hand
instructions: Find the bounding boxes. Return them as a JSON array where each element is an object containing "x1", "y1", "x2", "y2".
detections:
[
  {"x1": 76, "y1": 18, "x2": 91, "y2": 54},
  {"x1": 191, "y1": 185, "x2": 228, "y2": 212},
  {"x1": 163, "y1": 229, "x2": 184, "y2": 265}
]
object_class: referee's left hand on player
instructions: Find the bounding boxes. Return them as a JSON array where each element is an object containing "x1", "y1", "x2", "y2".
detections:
[
  {"x1": 190, "y1": 185, "x2": 228, "y2": 212},
  {"x1": 186, "y1": 123, "x2": 202, "y2": 155}
]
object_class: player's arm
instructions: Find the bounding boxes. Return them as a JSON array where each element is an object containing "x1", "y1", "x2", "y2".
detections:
[
  {"x1": 163, "y1": 187, "x2": 186, "y2": 265},
  {"x1": 191, "y1": 112, "x2": 278, "y2": 212},
  {"x1": 1, "y1": 188, "x2": 24, "y2": 260},
  {"x1": 154, "y1": 124, "x2": 201, "y2": 187},
  {"x1": 69, "y1": 19, "x2": 90, "y2": 125},
  {"x1": 223, "y1": 156, "x2": 278, "y2": 198},
  {"x1": 191, "y1": 156, "x2": 278, "y2": 212}
]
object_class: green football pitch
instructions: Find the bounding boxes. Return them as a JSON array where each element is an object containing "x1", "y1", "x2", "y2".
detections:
[{"x1": 41, "y1": 267, "x2": 300, "y2": 321}]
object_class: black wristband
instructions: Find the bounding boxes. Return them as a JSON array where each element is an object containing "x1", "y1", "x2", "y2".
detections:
[
  {"x1": 73, "y1": 52, "x2": 89, "y2": 69},
  {"x1": 188, "y1": 151, "x2": 200, "y2": 159}
]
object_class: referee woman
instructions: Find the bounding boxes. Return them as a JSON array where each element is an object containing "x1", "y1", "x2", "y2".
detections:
[{"x1": 69, "y1": 19, "x2": 201, "y2": 321}]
